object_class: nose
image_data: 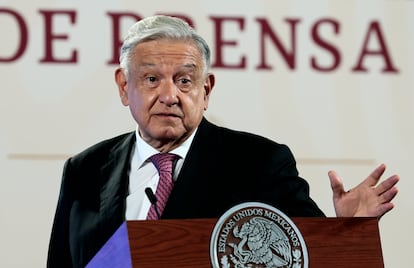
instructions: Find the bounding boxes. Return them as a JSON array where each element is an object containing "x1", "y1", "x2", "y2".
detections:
[{"x1": 158, "y1": 79, "x2": 179, "y2": 106}]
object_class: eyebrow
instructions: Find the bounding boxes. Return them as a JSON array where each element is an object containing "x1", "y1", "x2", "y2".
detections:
[
  {"x1": 139, "y1": 62, "x2": 156, "y2": 68},
  {"x1": 138, "y1": 63, "x2": 199, "y2": 73},
  {"x1": 181, "y1": 63, "x2": 198, "y2": 71}
]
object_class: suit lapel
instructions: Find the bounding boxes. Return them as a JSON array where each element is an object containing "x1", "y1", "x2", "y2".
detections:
[
  {"x1": 163, "y1": 118, "x2": 219, "y2": 218},
  {"x1": 99, "y1": 133, "x2": 135, "y2": 227}
]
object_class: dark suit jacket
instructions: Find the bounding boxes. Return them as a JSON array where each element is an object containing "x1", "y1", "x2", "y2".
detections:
[{"x1": 47, "y1": 117, "x2": 325, "y2": 268}]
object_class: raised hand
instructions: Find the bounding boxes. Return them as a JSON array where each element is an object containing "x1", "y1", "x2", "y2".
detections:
[{"x1": 328, "y1": 163, "x2": 399, "y2": 218}]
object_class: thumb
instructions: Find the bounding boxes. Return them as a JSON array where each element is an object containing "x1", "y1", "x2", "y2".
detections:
[{"x1": 328, "y1": 170, "x2": 345, "y2": 198}]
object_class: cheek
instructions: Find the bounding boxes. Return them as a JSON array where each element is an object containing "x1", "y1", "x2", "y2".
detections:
[
  {"x1": 127, "y1": 90, "x2": 146, "y2": 112},
  {"x1": 199, "y1": 90, "x2": 209, "y2": 109},
  {"x1": 129, "y1": 100, "x2": 149, "y2": 126},
  {"x1": 184, "y1": 92, "x2": 207, "y2": 116}
]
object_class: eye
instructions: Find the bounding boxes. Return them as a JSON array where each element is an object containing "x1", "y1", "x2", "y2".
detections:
[
  {"x1": 179, "y1": 78, "x2": 190, "y2": 84},
  {"x1": 146, "y1": 76, "x2": 157, "y2": 83},
  {"x1": 175, "y1": 78, "x2": 192, "y2": 92},
  {"x1": 143, "y1": 75, "x2": 160, "y2": 88},
  {"x1": 175, "y1": 76, "x2": 192, "y2": 86}
]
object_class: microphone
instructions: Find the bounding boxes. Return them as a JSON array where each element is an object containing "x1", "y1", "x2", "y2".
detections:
[{"x1": 145, "y1": 187, "x2": 160, "y2": 219}]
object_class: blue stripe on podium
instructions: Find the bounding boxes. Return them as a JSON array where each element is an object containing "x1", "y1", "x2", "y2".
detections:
[{"x1": 86, "y1": 222, "x2": 132, "y2": 268}]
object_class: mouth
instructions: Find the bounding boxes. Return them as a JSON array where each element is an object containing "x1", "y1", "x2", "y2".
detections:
[{"x1": 153, "y1": 113, "x2": 181, "y2": 119}]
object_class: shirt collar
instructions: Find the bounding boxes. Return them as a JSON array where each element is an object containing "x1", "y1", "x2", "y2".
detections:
[{"x1": 133, "y1": 125, "x2": 197, "y2": 168}]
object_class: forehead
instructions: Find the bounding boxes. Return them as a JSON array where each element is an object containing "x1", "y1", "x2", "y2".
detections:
[{"x1": 132, "y1": 39, "x2": 203, "y2": 67}]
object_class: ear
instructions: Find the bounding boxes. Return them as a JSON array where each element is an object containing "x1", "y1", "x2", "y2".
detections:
[
  {"x1": 203, "y1": 73, "x2": 215, "y2": 110},
  {"x1": 115, "y1": 68, "x2": 129, "y2": 106}
]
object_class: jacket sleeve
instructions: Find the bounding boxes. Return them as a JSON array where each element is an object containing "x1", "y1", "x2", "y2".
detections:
[
  {"x1": 47, "y1": 158, "x2": 74, "y2": 268},
  {"x1": 267, "y1": 144, "x2": 326, "y2": 217}
]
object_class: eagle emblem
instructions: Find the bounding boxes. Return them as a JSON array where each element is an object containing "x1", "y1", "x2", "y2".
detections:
[
  {"x1": 210, "y1": 202, "x2": 308, "y2": 268},
  {"x1": 230, "y1": 217, "x2": 293, "y2": 267}
]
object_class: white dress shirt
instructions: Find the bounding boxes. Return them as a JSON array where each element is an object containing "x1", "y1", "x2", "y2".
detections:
[{"x1": 125, "y1": 126, "x2": 196, "y2": 220}]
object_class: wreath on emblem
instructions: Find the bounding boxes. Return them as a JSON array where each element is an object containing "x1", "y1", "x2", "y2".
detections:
[{"x1": 210, "y1": 202, "x2": 308, "y2": 268}]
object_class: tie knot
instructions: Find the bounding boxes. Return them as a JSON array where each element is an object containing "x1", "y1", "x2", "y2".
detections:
[{"x1": 150, "y1": 153, "x2": 178, "y2": 173}]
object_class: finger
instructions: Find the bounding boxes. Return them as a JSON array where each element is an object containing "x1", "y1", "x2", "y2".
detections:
[
  {"x1": 377, "y1": 177, "x2": 399, "y2": 204},
  {"x1": 364, "y1": 163, "x2": 387, "y2": 187},
  {"x1": 375, "y1": 174, "x2": 400, "y2": 196},
  {"x1": 328, "y1": 170, "x2": 345, "y2": 198},
  {"x1": 375, "y1": 202, "x2": 395, "y2": 218},
  {"x1": 380, "y1": 186, "x2": 399, "y2": 204}
]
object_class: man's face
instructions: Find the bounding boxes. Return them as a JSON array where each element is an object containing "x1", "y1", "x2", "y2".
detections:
[{"x1": 115, "y1": 39, "x2": 214, "y2": 151}]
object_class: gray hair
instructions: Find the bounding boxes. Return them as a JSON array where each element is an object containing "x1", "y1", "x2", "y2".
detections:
[{"x1": 119, "y1": 15, "x2": 211, "y2": 77}]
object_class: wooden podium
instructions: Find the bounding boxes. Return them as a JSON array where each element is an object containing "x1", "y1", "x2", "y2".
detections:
[{"x1": 86, "y1": 217, "x2": 384, "y2": 268}]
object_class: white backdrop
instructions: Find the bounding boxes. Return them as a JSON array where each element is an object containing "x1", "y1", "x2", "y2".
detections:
[{"x1": 1, "y1": 0, "x2": 413, "y2": 267}]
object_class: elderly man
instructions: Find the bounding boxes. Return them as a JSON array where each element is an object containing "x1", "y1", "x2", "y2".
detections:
[{"x1": 47, "y1": 15, "x2": 399, "y2": 268}]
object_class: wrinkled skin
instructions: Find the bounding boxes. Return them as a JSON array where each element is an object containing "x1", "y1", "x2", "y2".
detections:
[{"x1": 115, "y1": 39, "x2": 215, "y2": 152}]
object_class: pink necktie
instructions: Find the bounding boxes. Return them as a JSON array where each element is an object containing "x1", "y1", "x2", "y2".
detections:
[{"x1": 147, "y1": 153, "x2": 178, "y2": 220}]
